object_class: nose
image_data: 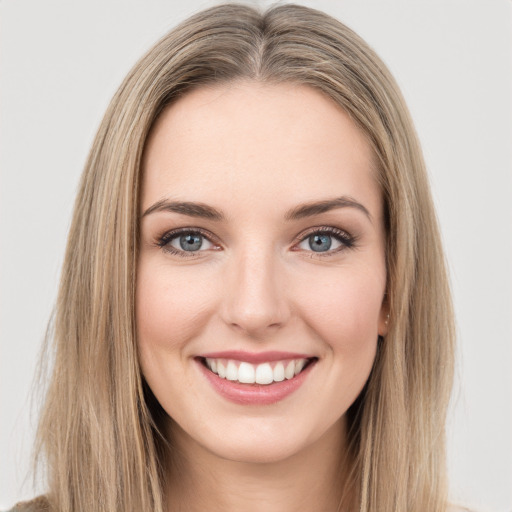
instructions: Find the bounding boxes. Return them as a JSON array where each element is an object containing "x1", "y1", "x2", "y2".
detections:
[{"x1": 220, "y1": 248, "x2": 291, "y2": 339}]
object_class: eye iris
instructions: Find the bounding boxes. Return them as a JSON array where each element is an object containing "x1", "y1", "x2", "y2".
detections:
[
  {"x1": 309, "y1": 234, "x2": 332, "y2": 252},
  {"x1": 179, "y1": 233, "x2": 202, "y2": 251}
]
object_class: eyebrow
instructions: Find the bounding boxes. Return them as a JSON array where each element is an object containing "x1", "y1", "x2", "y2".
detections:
[
  {"x1": 142, "y1": 199, "x2": 225, "y2": 220},
  {"x1": 284, "y1": 197, "x2": 372, "y2": 222},
  {"x1": 141, "y1": 196, "x2": 372, "y2": 223}
]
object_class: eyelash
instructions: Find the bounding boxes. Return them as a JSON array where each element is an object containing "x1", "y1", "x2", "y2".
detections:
[
  {"x1": 156, "y1": 228, "x2": 219, "y2": 258},
  {"x1": 155, "y1": 226, "x2": 357, "y2": 259},
  {"x1": 294, "y1": 226, "x2": 357, "y2": 257}
]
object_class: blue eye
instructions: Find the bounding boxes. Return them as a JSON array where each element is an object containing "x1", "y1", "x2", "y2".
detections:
[
  {"x1": 158, "y1": 229, "x2": 215, "y2": 256},
  {"x1": 297, "y1": 228, "x2": 354, "y2": 255},
  {"x1": 308, "y1": 233, "x2": 332, "y2": 252},
  {"x1": 176, "y1": 233, "x2": 204, "y2": 251},
  {"x1": 157, "y1": 226, "x2": 355, "y2": 258}
]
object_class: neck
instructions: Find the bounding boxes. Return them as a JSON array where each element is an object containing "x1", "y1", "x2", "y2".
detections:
[{"x1": 164, "y1": 418, "x2": 356, "y2": 512}]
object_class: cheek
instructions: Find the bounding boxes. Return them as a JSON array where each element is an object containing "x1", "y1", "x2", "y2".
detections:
[
  {"x1": 300, "y1": 268, "x2": 383, "y2": 329},
  {"x1": 136, "y1": 258, "x2": 214, "y2": 352},
  {"x1": 292, "y1": 266, "x2": 384, "y2": 369}
]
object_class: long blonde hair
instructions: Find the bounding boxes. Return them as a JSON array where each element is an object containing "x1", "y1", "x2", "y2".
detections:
[{"x1": 35, "y1": 4, "x2": 455, "y2": 511}]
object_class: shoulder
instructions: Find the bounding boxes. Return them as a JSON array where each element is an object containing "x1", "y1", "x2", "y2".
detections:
[{"x1": 4, "y1": 496, "x2": 50, "y2": 512}]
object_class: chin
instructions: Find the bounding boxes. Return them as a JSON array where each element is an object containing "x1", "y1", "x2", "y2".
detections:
[
  {"x1": 213, "y1": 436, "x2": 305, "y2": 465},
  {"x1": 168, "y1": 412, "x2": 345, "y2": 467}
]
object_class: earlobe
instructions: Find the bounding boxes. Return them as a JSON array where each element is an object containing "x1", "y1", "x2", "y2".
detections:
[{"x1": 378, "y1": 301, "x2": 390, "y2": 337}]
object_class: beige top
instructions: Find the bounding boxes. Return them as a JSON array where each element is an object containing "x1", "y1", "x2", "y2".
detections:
[
  {"x1": 7, "y1": 497, "x2": 477, "y2": 512},
  {"x1": 6, "y1": 496, "x2": 48, "y2": 512}
]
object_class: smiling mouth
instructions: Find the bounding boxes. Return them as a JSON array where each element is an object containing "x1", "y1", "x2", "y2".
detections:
[{"x1": 198, "y1": 357, "x2": 317, "y2": 385}]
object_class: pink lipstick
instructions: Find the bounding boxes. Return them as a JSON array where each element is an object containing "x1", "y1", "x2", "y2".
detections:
[{"x1": 195, "y1": 351, "x2": 317, "y2": 405}]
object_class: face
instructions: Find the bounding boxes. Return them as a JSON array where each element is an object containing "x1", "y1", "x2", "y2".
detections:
[{"x1": 137, "y1": 82, "x2": 388, "y2": 465}]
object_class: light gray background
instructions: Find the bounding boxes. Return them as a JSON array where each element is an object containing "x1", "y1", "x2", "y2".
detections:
[{"x1": 1, "y1": 0, "x2": 511, "y2": 510}]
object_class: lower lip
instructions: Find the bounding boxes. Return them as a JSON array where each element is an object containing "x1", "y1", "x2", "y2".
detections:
[{"x1": 196, "y1": 359, "x2": 316, "y2": 405}]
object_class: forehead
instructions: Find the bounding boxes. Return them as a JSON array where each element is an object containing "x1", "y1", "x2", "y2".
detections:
[{"x1": 141, "y1": 81, "x2": 381, "y2": 220}]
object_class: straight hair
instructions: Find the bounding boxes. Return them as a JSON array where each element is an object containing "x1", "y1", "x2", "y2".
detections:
[{"x1": 35, "y1": 4, "x2": 455, "y2": 511}]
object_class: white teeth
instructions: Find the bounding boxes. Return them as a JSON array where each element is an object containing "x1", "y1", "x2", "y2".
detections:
[
  {"x1": 273, "y1": 362, "x2": 285, "y2": 382},
  {"x1": 204, "y1": 357, "x2": 312, "y2": 385},
  {"x1": 285, "y1": 361, "x2": 295, "y2": 379},
  {"x1": 255, "y1": 363, "x2": 274, "y2": 385},
  {"x1": 226, "y1": 361, "x2": 238, "y2": 381},
  {"x1": 294, "y1": 359, "x2": 306, "y2": 375},
  {"x1": 238, "y1": 362, "x2": 255, "y2": 383}
]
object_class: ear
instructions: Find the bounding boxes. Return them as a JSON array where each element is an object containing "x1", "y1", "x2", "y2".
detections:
[{"x1": 378, "y1": 296, "x2": 390, "y2": 337}]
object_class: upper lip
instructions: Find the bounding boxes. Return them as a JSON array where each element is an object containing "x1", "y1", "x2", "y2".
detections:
[{"x1": 197, "y1": 350, "x2": 315, "y2": 364}]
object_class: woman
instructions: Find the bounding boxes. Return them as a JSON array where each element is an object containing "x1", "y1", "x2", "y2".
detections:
[{"x1": 9, "y1": 3, "x2": 457, "y2": 511}]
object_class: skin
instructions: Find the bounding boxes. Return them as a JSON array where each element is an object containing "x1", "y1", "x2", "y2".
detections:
[{"x1": 137, "y1": 81, "x2": 389, "y2": 512}]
